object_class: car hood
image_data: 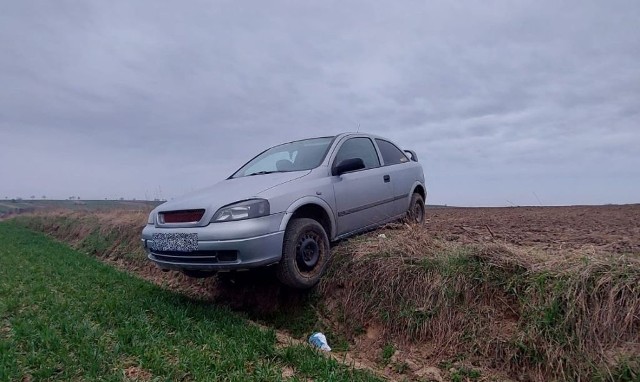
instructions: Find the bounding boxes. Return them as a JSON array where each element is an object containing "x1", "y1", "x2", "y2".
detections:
[{"x1": 154, "y1": 171, "x2": 310, "y2": 220}]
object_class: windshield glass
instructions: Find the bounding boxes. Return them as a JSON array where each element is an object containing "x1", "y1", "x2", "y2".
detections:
[{"x1": 231, "y1": 136, "x2": 334, "y2": 178}]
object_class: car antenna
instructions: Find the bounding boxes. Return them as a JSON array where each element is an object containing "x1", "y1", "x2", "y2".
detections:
[{"x1": 357, "y1": 122, "x2": 360, "y2": 133}]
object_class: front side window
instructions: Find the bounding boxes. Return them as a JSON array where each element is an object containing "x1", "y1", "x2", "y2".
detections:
[
  {"x1": 232, "y1": 137, "x2": 334, "y2": 178},
  {"x1": 375, "y1": 139, "x2": 409, "y2": 166},
  {"x1": 333, "y1": 137, "x2": 380, "y2": 170}
]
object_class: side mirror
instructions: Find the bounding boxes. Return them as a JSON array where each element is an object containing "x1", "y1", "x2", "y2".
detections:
[{"x1": 333, "y1": 158, "x2": 365, "y2": 176}]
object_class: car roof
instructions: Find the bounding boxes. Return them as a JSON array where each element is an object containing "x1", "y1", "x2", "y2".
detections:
[
  {"x1": 273, "y1": 132, "x2": 398, "y2": 148},
  {"x1": 334, "y1": 132, "x2": 395, "y2": 142}
]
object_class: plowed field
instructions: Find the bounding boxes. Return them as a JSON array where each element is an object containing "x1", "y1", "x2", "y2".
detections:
[{"x1": 426, "y1": 204, "x2": 640, "y2": 254}]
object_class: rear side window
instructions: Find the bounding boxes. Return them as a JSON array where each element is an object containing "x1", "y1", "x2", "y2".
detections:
[
  {"x1": 334, "y1": 137, "x2": 380, "y2": 170},
  {"x1": 375, "y1": 139, "x2": 409, "y2": 166}
]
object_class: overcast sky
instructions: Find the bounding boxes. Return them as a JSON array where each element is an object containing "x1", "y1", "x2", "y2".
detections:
[{"x1": 1, "y1": 1, "x2": 638, "y2": 206}]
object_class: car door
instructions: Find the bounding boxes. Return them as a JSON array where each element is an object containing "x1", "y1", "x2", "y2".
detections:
[
  {"x1": 374, "y1": 138, "x2": 414, "y2": 216},
  {"x1": 331, "y1": 137, "x2": 395, "y2": 236}
]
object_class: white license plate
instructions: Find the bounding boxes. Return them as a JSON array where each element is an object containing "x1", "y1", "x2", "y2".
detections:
[{"x1": 151, "y1": 233, "x2": 198, "y2": 252}]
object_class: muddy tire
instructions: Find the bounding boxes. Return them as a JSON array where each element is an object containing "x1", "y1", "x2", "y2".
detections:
[
  {"x1": 406, "y1": 193, "x2": 425, "y2": 224},
  {"x1": 276, "y1": 218, "x2": 330, "y2": 289}
]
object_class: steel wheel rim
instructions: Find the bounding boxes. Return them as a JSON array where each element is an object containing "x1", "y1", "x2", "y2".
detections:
[{"x1": 296, "y1": 232, "x2": 322, "y2": 271}]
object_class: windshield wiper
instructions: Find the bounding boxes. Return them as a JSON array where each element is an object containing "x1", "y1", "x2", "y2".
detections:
[{"x1": 246, "y1": 171, "x2": 283, "y2": 176}]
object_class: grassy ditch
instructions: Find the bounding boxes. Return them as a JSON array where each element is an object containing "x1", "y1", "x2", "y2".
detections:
[
  {"x1": 322, "y1": 224, "x2": 640, "y2": 381},
  {"x1": 12, "y1": 210, "x2": 640, "y2": 381},
  {"x1": 13, "y1": 210, "x2": 148, "y2": 262},
  {"x1": 0, "y1": 222, "x2": 379, "y2": 381}
]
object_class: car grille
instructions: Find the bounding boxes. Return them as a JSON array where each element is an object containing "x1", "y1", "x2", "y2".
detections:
[
  {"x1": 151, "y1": 250, "x2": 238, "y2": 264},
  {"x1": 160, "y1": 209, "x2": 205, "y2": 223}
]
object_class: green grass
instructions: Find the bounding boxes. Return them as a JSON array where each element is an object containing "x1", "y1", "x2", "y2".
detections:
[
  {"x1": 0, "y1": 222, "x2": 380, "y2": 381},
  {"x1": 380, "y1": 343, "x2": 395, "y2": 365}
]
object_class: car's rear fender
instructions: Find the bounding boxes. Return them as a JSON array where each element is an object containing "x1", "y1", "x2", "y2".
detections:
[{"x1": 409, "y1": 182, "x2": 427, "y2": 207}]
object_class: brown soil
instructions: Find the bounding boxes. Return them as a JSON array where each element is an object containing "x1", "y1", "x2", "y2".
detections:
[
  {"x1": 426, "y1": 204, "x2": 640, "y2": 254},
  {"x1": 123, "y1": 366, "x2": 153, "y2": 381}
]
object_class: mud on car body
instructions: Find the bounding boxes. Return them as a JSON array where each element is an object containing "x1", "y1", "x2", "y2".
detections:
[{"x1": 142, "y1": 132, "x2": 426, "y2": 289}]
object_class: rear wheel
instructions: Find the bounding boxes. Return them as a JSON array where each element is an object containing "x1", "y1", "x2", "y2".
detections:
[
  {"x1": 407, "y1": 193, "x2": 425, "y2": 224},
  {"x1": 276, "y1": 218, "x2": 330, "y2": 289}
]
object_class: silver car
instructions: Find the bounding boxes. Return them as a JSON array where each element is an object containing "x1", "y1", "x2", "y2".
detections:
[{"x1": 142, "y1": 133, "x2": 426, "y2": 288}]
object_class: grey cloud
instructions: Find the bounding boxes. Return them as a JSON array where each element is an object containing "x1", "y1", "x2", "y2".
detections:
[{"x1": 1, "y1": 0, "x2": 639, "y2": 205}]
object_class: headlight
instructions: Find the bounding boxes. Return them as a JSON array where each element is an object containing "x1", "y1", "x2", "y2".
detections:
[
  {"x1": 212, "y1": 199, "x2": 270, "y2": 222},
  {"x1": 147, "y1": 213, "x2": 155, "y2": 225}
]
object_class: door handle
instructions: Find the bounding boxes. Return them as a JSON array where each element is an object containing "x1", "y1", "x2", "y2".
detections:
[{"x1": 383, "y1": 175, "x2": 391, "y2": 183}]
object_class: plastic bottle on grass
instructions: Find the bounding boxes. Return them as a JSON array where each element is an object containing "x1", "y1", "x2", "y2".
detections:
[{"x1": 308, "y1": 332, "x2": 331, "y2": 351}]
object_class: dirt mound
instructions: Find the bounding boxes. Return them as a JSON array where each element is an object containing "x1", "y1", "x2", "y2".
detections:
[{"x1": 321, "y1": 224, "x2": 640, "y2": 381}]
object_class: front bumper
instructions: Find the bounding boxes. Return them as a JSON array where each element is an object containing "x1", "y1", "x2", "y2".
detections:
[{"x1": 141, "y1": 213, "x2": 285, "y2": 271}]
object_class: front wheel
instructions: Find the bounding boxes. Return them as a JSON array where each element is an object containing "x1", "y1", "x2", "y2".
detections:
[
  {"x1": 406, "y1": 193, "x2": 425, "y2": 224},
  {"x1": 276, "y1": 218, "x2": 330, "y2": 289}
]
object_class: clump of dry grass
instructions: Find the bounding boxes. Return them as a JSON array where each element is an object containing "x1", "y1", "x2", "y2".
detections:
[
  {"x1": 320, "y1": 223, "x2": 640, "y2": 381},
  {"x1": 509, "y1": 250, "x2": 640, "y2": 380}
]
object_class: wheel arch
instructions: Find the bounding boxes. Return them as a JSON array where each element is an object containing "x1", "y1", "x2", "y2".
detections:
[
  {"x1": 279, "y1": 197, "x2": 336, "y2": 240},
  {"x1": 411, "y1": 182, "x2": 426, "y2": 203}
]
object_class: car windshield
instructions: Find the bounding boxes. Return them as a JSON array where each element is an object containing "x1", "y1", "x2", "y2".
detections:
[{"x1": 231, "y1": 137, "x2": 334, "y2": 178}]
